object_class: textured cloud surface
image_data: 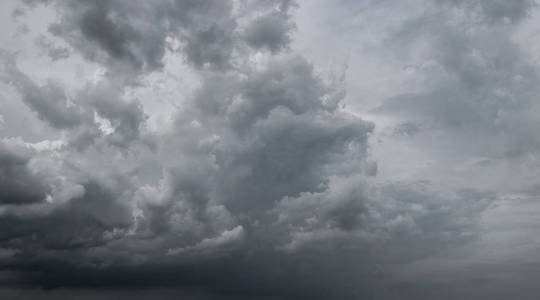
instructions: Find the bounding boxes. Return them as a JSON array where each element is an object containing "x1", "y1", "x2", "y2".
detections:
[{"x1": 1, "y1": 0, "x2": 540, "y2": 299}]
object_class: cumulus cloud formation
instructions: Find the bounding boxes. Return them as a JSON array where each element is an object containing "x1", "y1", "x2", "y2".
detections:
[{"x1": 0, "y1": 0, "x2": 540, "y2": 299}]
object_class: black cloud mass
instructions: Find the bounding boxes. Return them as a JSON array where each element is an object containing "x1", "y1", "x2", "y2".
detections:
[{"x1": 1, "y1": 0, "x2": 540, "y2": 299}]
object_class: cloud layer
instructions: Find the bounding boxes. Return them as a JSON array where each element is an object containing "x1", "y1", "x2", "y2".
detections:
[{"x1": 0, "y1": 0, "x2": 540, "y2": 299}]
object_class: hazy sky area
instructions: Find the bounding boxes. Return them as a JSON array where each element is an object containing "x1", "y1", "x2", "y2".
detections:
[{"x1": 1, "y1": 0, "x2": 540, "y2": 299}]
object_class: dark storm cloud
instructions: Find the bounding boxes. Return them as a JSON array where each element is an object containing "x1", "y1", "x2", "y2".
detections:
[
  {"x1": 2, "y1": 2, "x2": 374, "y2": 298},
  {"x1": 0, "y1": 55, "x2": 376, "y2": 300},
  {"x1": 45, "y1": 0, "x2": 169, "y2": 73},
  {"x1": 0, "y1": 142, "x2": 48, "y2": 205},
  {"x1": 1, "y1": 0, "x2": 536, "y2": 299},
  {"x1": 0, "y1": 181, "x2": 130, "y2": 252},
  {"x1": 0, "y1": 139, "x2": 135, "y2": 255},
  {"x1": 23, "y1": 0, "x2": 297, "y2": 75},
  {"x1": 24, "y1": 0, "x2": 233, "y2": 72},
  {"x1": 129, "y1": 53, "x2": 374, "y2": 263}
]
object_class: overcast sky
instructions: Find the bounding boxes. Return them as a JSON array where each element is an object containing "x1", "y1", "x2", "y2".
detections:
[{"x1": 1, "y1": 0, "x2": 540, "y2": 299}]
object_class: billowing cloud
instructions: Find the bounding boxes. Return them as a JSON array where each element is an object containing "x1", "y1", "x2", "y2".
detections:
[{"x1": 0, "y1": 0, "x2": 539, "y2": 299}]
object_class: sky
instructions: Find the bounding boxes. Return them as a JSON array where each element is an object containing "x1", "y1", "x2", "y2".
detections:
[{"x1": 1, "y1": 0, "x2": 540, "y2": 299}]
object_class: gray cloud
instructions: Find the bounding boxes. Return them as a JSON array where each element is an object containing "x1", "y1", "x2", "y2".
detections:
[
  {"x1": 34, "y1": 35, "x2": 71, "y2": 61},
  {"x1": 0, "y1": 1, "x2": 378, "y2": 293},
  {"x1": 243, "y1": 11, "x2": 295, "y2": 53},
  {"x1": 0, "y1": 0, "x2": 539, "y2": 299},
  {"x1": 0, "y1": 181, "x2": 130, "y2": 252},
  {"x1": 375, "y1": 0, "x2": 540, "y2": 159},
  {"x1": 1, "y1": 53, "x2": 87, "y2": 129},
  {"x1": 22, "y1": 0, "x2": 297, "y2": 76},
  {"x1": 438, "y1": 0, "x2": 535, "y2": 23},
  {"x1": 0, "y1": 142, "x2": 48, "y2": 205}
]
